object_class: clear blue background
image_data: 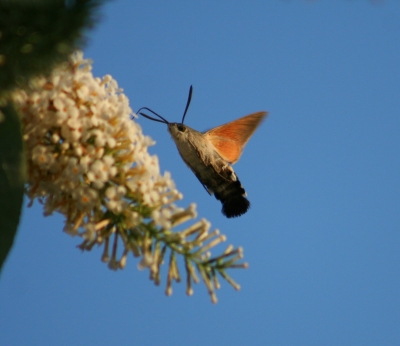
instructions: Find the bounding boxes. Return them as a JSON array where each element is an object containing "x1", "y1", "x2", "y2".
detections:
[{"x1": 1, "y1": 1, "x2": 400, "y2": 345}]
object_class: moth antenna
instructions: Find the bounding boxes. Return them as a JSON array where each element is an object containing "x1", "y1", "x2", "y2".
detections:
[
  {"x1": 136, "y1": 107, "x2": 169, "y2": 124},
  {"x1": 181, "y1": 85, "x2": 193, "y2": 124}
]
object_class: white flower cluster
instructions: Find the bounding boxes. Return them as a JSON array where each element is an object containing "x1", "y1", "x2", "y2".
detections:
[
  {"x1": 10, "y1": 52, "x2": 246, "y2": 302},
  {"x1": 12, "y1": 52, "x2": 189, "y2": 240}
]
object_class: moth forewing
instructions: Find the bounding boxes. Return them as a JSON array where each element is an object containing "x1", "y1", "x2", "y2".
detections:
[{"x1": 203, "y1": 111, "x2": 267, "y2": 164}]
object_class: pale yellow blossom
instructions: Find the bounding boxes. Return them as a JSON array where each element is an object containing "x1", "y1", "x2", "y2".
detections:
[{"x1": 12, "y1": 52, "x2": 246, "y2": 303}]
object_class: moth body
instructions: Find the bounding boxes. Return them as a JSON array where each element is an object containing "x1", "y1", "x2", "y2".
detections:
[
  {"x1": 168, "y1": 123, "x2": 250, "y2": 218},
  {"x1": 137, "y1": 86, "x2": 267, "y2": 218}
]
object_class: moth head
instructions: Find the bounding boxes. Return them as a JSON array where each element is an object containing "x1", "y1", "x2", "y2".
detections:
[
  {"x1": 136, "y1": 86, "x2": 193, "y2": 133},
  {"x1": 167, "y1": 122, "x2": 188, "y2": 140},
  {"x1": 177, "y1": 123, "x2": 187, "y2": 132}
]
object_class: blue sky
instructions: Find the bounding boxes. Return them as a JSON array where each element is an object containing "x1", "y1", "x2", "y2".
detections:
[{"x1": 1, "y1": 1, "x2": 400, "y2": 345}]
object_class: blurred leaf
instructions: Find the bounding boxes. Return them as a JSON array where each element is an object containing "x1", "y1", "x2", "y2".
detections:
[
  {"x1": 0, "y1": 103, "x2": 25, "y2": 274},
  {"x1": 0, "y1": 0, "x2": 103, "y2": 91}
]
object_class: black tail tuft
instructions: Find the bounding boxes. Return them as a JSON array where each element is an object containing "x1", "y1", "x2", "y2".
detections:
[
  {"x1": 214, "y1": 175, "x2": 250, "y2": 218},
  {"x1": 221, "y1": 195, "x2": 250, "y2": 218}
]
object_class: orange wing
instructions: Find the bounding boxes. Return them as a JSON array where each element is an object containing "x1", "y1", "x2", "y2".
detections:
[{"x1": 203, "y1": 111, "x2": 267, "y2": 164}]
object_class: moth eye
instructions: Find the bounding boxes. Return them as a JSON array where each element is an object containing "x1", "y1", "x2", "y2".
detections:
[{"x1": 177, "y1": 124, "x2": 186, "y2": 132}]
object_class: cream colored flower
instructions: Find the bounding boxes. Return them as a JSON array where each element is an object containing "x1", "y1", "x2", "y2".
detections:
[
  {"x1": 12, "y1": 52, "x2": 246, "y2": 303},
  {"x1": 14, "y1": 52, "x2": 181, "y2": 224}
]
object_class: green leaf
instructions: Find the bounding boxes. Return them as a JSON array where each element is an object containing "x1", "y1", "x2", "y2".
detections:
[{"x1": 0, "y1": 103, "x2": 25, "y2": 274}]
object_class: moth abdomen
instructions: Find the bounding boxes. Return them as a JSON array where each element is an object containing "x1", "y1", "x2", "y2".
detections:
[{"x1": 214, "y1": 178, "x2": 250, "y2": 218}]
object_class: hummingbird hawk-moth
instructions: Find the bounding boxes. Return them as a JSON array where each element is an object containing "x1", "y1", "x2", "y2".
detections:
[{"x1": 137, "y1": 86, "x2": 267, "y2": 218}]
